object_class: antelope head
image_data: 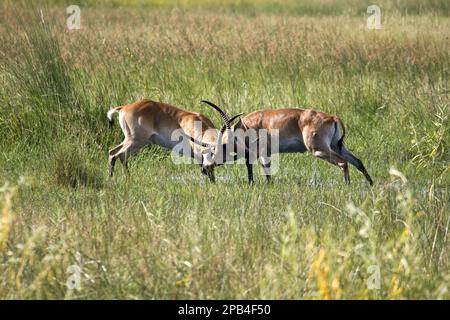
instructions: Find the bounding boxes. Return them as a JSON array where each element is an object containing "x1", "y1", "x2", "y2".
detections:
[{"x1": 187, "y1": 100, "x2": 248, "y2": 174}]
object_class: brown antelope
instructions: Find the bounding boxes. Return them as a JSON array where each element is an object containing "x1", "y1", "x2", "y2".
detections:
[
  {"x1": 106, "y1": 99, "x2": 244, "y2": 182},
  {"x1": 190, "y1": 101, "x2": 374, "y2": 185}
]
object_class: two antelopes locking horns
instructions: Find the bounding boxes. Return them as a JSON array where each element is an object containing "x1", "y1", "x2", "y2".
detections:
[{"x1": 107, "y1": 99, "x2": 373, "y2": 186}]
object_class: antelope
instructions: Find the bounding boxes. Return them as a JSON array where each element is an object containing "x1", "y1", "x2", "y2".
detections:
[
  {"x1": 190, "y1": 101, "x2": 374, "y2": 185},
  {"x1": 106, "y1": 99, "x2": 244, "y2": 182}
]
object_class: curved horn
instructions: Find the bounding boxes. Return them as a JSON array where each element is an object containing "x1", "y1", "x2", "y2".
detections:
[
  {"x1": 219, "y1": 113, "x2": 243, "y2": 134},
  {"x1": 212, "y1": 113, "x2": 243, "y2": 163},
  {"x1": 182, "y1": 132, "x2": 214, "y2": 148},
  {"x1": 200, "y1": 100, "x2": 231, "y2": 129},
  {"x1": 181, "y1": 111, "x2": 241, "y2": 150}
]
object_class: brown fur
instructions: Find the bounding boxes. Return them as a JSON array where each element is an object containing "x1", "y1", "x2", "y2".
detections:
[
  {"x1": 239, "y1": 108, "x2": 373, "y2": 185},
  {"x1": 107, "y1": 99, "x2": 221, "y2": 181}
]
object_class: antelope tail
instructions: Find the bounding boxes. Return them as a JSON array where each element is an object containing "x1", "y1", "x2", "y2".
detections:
[
  {"x1": 107, "y1": 106, "x2": 123, "y2": 126},
  {"x1": 334, "y1": 116, "x2": 346, "y2": 150}
]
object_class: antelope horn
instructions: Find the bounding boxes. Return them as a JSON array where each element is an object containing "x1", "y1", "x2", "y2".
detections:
[
  {"x1": 181, "y1": 112, "x2": 241, "y2": 149},
  {"x1": 182, "y1": 132, "x2": 214, "y2": 148},
  {"x1": 219, "y1": 113, "x2": 244, "y2": 134},
  {"x1": 200, "y1": 100, "x2": 231, "y2": 129}
]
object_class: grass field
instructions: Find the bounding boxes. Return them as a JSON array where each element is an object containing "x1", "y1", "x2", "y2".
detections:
[{"x1": 0, "y1": 0, "x2": 449, "y2": 299}]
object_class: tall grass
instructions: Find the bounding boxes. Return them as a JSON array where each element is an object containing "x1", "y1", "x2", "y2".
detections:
[
  {"x1": 0, "y1": 2, "x2": 449, "y2": 299},
  {"x1": 37, "y1": 0, "x2": 450, "y2": 16}
]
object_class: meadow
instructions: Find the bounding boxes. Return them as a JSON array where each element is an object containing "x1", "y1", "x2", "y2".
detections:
[{"x1": 0, "y1": 0, "x2": 449, "y2": 299}]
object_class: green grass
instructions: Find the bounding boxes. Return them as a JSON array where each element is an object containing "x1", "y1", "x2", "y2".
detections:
[
  {"x1": 34, "y1": 0, "x2": 450, "y2": 16},
  {"x1": 0, "y1": 1, "x2": 449, "y2": 299}
]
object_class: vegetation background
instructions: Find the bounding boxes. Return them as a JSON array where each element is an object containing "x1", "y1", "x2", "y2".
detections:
[{"x1": 0, "y1": 0, "x2": 448, "y2": 299}]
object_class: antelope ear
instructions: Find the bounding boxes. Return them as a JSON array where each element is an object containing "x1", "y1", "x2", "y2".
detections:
[{"x1": 233, "y1": 119, "x2": 242, "y2": 129}]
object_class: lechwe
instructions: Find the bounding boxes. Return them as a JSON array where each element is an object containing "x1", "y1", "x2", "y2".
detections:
[
  {"x1": 190, "y1": 101, "x2": 374, "y2": 185},
  {"x1": 106, "y1": 99, "x2": 244, "y2": 182}
]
